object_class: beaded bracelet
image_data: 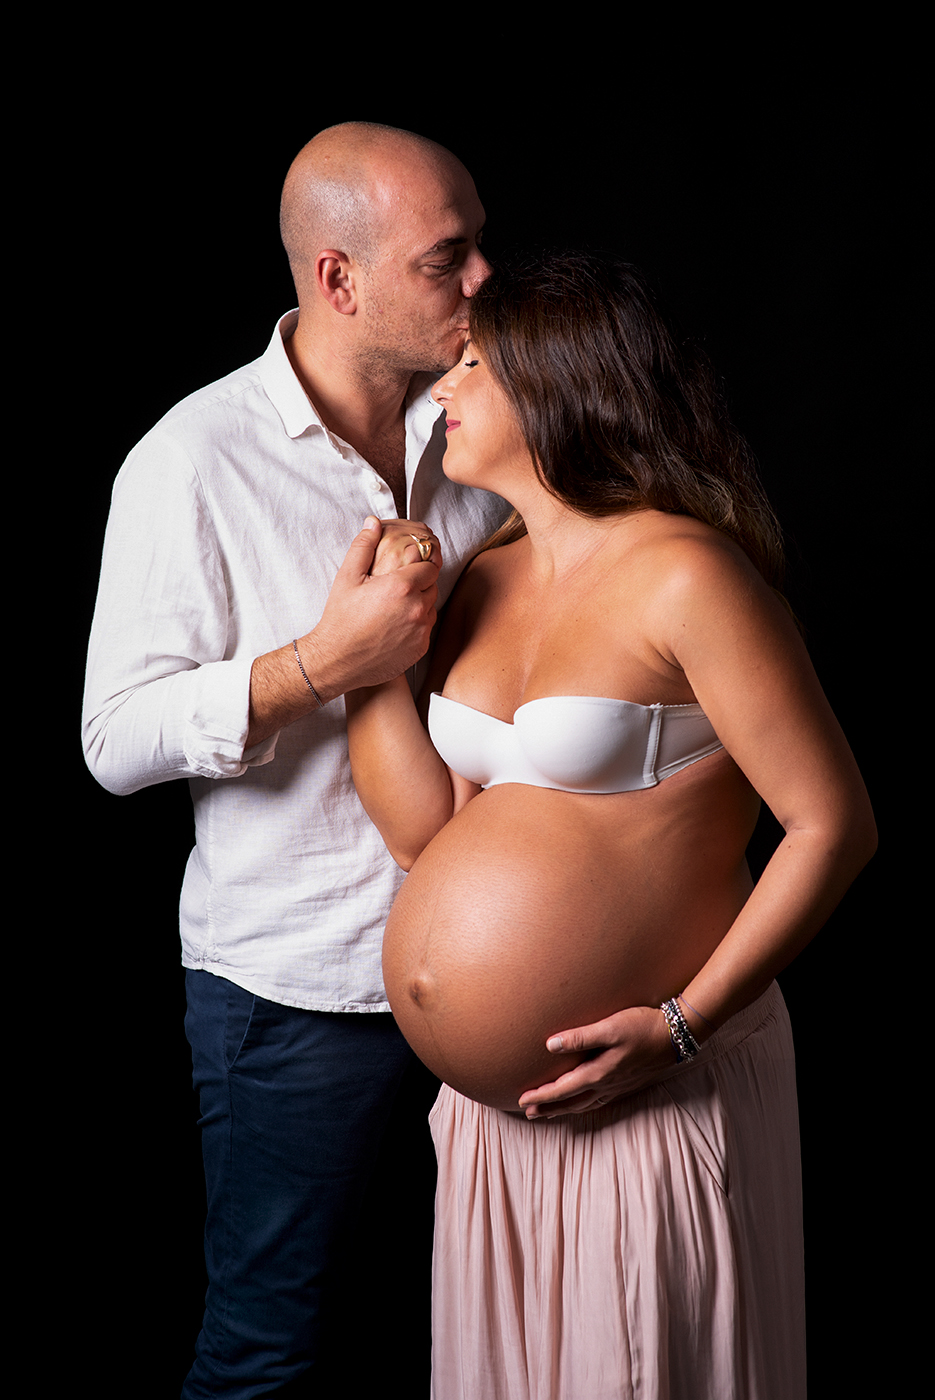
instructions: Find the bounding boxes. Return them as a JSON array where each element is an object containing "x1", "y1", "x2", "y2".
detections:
[{"x1": 660, "y1": 997, "x2": 701, "y2": 1063}]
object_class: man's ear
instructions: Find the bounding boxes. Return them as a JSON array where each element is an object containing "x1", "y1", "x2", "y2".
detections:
[{"x1": 315, "y1": 250, "x2": 359, "y2": 315}]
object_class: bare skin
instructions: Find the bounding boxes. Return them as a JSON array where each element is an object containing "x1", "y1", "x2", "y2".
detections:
[
  {"x1": 381, "y1": 747, "x2": 759, "y2": 1111},
  {"x1": 246, "y1": 124, "x2": 489, "y2": 747},
  {"x1": 346, "y1": 345, "x2": 877, "y2": 1116}
]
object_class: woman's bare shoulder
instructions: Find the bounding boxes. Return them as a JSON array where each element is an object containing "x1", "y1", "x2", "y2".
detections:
[
  {"x1": 619, "y1": 509, "x2": 749, "y2": 560},
  {"x1": 599, "y1": 513, "x2": 795, "y2": 677},
  {"x1": 618, "y1": 512, "x2": 771, "y2": 602}
]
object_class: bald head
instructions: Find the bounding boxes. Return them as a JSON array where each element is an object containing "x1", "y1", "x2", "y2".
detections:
[
  {"x1": 280, "y1": 123, "x2": 489, "y2": 383},
  {"x1": 280, "y1": 122, "x2": 468, "y2": 295}
]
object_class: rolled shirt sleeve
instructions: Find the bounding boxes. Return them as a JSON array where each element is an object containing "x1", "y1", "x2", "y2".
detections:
[{"x1": 83, "y1": 430, "x2": 277, "y2": 796}]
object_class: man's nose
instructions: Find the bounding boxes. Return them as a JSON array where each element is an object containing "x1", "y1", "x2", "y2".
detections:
[{"x1": 463, "y1": 248, "x2": 493, "y2": 298}]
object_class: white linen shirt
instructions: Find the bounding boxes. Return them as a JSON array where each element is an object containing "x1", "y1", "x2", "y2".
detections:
[{"x1": 83, "y1": 312, "x2": 509, "y2": 1011}]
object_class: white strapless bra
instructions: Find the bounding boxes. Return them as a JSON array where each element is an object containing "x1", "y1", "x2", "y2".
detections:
[{"x1": 428, "y1": 692, "x2": 724, "y2": 794}]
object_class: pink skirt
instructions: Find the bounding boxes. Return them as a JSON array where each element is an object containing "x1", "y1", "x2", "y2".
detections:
[{"x1": 429, "y1": 983, "x2": 805, "y2": 1400}]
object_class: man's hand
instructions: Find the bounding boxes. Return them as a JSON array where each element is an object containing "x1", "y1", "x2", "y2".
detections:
[
  {"x1": 246, "y1": 518, "x2": 441, "y2": 745},
  {"x1": 517, "y1": 1006, "x2": 679, "y2": 1119},
  {"x1": 307, "y1": 517, "x2": 442, "y2": 692}
]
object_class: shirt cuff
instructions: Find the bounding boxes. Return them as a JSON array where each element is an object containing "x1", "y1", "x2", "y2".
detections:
[{"x1": 184, "y1": 655, "x2": 278, "y2": 777}]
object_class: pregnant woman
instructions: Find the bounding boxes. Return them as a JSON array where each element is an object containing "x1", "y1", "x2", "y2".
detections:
[{"x1": 346, "y1": 253, "x2": 875, "y2": 1400}]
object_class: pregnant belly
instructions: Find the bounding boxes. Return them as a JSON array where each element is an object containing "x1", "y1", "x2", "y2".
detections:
[{"x1": 382, "y1": 784, "x2": 747, "y2": 1111}]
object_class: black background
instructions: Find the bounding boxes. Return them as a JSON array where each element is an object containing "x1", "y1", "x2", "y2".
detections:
[{"x1": 63, "y1": 47, "x2": 913, "y2": 1397}]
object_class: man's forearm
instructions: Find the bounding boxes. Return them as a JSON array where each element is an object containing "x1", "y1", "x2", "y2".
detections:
[{"x1": 246, "y1": 636, "x2": 341, "y2": 748}]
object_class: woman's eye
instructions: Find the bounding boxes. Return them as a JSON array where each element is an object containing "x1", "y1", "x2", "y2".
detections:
[{"x1": 464, "y1": 359, "x2": 479, "y2": 369}]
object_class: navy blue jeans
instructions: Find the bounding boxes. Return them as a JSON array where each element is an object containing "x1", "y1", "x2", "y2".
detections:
[{"x1": 181, "y1": 971, "x2": 427, "y2": 1398}]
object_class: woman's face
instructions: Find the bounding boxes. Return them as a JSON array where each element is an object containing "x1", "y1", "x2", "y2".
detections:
[{"x1": 431, "y1": 340, "x2": 534, "y2": 494}]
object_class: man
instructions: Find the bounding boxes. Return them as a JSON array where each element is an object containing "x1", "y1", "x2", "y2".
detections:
[{"x1": 83, "y1": 123, "x2": 507, "y2": 1396}]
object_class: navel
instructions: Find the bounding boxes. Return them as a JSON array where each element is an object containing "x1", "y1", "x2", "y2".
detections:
[{"x1": 408, "y1": 971, "x2": 438, "y2": 1010}]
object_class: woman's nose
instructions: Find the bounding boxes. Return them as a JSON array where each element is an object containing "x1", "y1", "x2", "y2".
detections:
[{"x1": 432, "y1": 365, "x2": 457, "y2": 405}]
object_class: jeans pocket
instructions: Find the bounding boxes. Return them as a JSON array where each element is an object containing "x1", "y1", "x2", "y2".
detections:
[{"x1": 224, "y1": 979, "x2": 258, "y2": 1070}]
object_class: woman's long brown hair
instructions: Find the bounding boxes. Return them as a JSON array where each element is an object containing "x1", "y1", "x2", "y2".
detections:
[{"x1": 469, "y1": 252, "x2": 784, "y2": 587}]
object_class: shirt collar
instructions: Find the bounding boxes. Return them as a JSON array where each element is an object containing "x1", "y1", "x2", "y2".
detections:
[
  {"x1": 259, "y1": 311, "x2": 444, "y2": 445},
  {"x1": 403, "y1": 372, "x2": 445, "y2": 459},
  {"x1": 259, "y1": 311, "x2": 324, "y2": 439}
]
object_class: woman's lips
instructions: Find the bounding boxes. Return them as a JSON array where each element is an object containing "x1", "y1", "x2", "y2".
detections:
[{"x1": 445, "y1": 420, "x2": 461, "y2": 433}]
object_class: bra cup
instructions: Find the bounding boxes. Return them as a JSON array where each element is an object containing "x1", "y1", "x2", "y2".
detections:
[
  {"x1": 427, "y1": 693, "x2": 721, "y2": 795},
  {"x1": 514, "y1": 698, "x2": 656, "y2": 792},
  {"x1": 427, "y1": 697, "x2": 499, "y2": 788}
]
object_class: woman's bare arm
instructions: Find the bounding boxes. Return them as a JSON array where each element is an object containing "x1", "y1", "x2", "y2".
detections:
[
  {"x1": 346, "y1": 678, "x2": 457, "y2": 870},
  {"x1": 346, "y1": 537, "x2": 482, "y2": 870}
]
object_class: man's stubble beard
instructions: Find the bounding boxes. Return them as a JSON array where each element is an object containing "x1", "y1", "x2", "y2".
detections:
[{"x1": 352, "y1": 331, "x2": 461, "y2": 388}]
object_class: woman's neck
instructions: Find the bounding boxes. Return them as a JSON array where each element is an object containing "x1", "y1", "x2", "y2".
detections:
[{"x1": 515, "y1": 488, "x2": 657, "y2": 584}]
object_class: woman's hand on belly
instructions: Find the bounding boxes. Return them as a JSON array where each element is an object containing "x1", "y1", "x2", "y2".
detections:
[{"x1": 518, "y1": 1004, "x2": 679, "y2": 1118}]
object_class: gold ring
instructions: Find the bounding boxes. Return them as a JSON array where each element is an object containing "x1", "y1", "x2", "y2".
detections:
[{"x1": 409, "y1": 534, "x2": 433, "y2": 562}]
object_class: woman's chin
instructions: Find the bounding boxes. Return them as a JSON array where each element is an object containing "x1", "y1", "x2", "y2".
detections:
[
  {"x1": 441, "y1": 451, "x2": 498, "y2": 496},
  {"x1": 440, "y1": 448, "x2": 467, "y2": 485}
]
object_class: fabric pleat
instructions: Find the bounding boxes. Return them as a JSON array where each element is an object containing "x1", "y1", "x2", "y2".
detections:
[{"x1": 430, "y1": 983, "x2": 805, "y2": 1400}]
